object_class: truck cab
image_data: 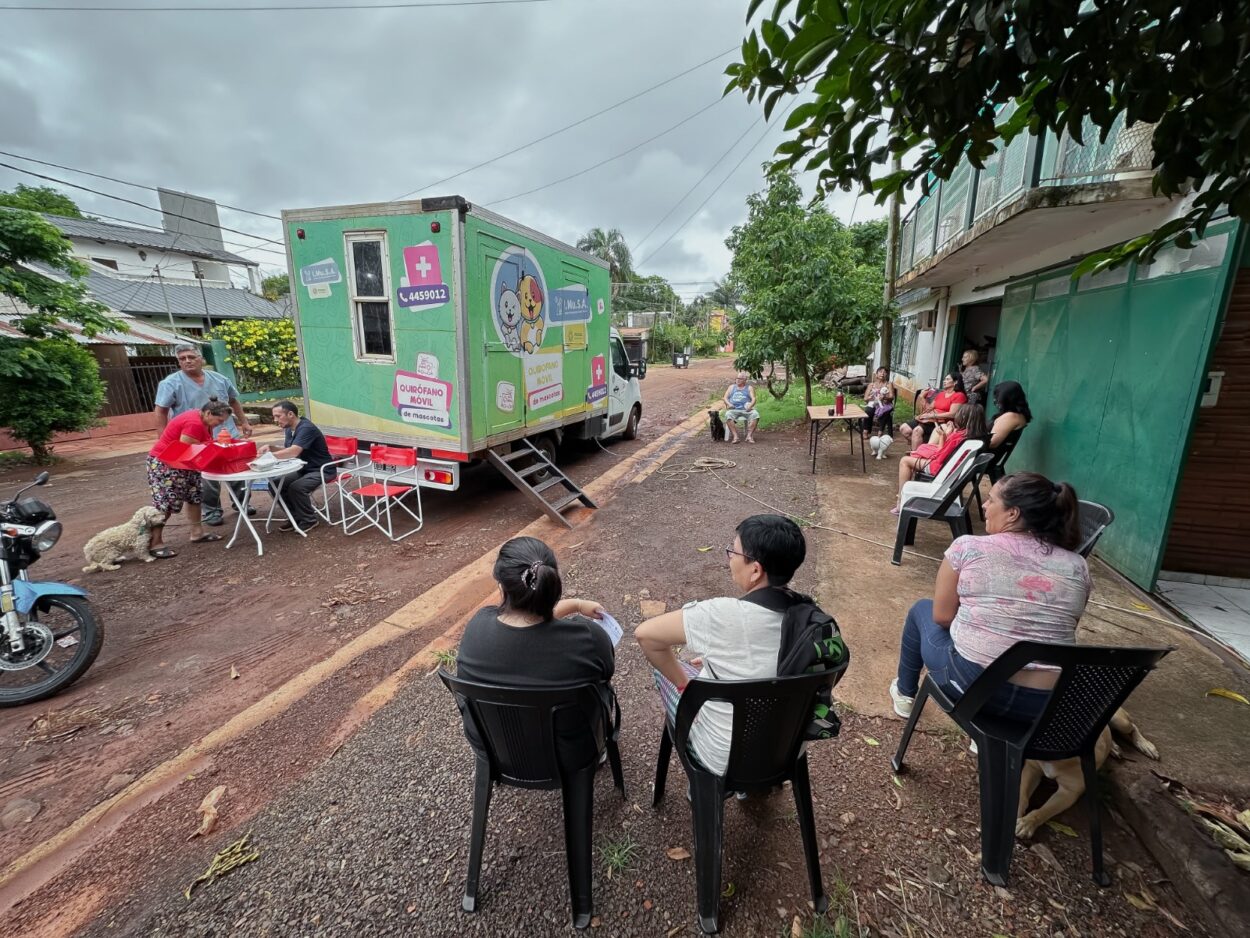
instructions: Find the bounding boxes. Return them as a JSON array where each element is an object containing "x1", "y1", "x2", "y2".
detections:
[{"x1": 604, "y1": 327, "x2": 645, "y2": 440}]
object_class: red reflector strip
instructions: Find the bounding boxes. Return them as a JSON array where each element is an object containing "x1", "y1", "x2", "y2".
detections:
[
  {"x1": 424, "y1": 470, "x2": 454, "y2": 485},
  {"x1": 428, "y1": 448, "x2": 470, "y2": 462}
]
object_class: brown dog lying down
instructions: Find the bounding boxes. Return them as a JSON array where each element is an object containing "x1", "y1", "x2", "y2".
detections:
[{"x1": 1016, "y1": 708, "x2": 1158, "y2": 840}]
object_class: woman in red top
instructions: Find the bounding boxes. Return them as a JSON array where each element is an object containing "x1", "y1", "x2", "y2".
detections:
[
  {"x1": 146, "y1": 401, "x2": 232, "y2": 558},
  {"x1": 898, "y1": 372, "x2": 967, "y2": 451},
  {"x1": 892, "y1": 404, "x2": 987, "y2": 514}
]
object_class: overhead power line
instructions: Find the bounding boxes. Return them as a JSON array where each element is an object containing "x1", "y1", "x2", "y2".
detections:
[
  {"x1": 0, "y1": 1, "x2": 552, "y2": 12},
  {"x1": 486, "y1": 96, "x2": 725, "y2": 207},
  {"x1": 0, "y1": 148, "x2": 281, "y2": 220},
  {"x1": 638, "y1": 98, "x2": 801, "y2": 270},
  {"x1": 0, "y1": 161, "x2": 285, "y2": 250},
  {"x1": 633, "y1": 115, "x2": 761, "y2": 254},
  {"x1": 390, "y1": 45, "x2": 737, "y2": 201}
]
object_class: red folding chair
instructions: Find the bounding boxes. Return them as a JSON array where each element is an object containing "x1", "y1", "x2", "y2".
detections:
[
  {"x1": 340, "y1": 444, "x2": 423, "y2": 541},
  {"x1": 315, "y1": 435, "x2": 368, "y2": 526}
]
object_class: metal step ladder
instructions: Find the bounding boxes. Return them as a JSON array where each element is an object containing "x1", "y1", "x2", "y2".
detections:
[{"x1": 485, "y1": 439, "x2": 597, "y2": 528}]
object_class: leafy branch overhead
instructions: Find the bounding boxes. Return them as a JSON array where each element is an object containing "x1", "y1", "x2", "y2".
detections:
[
  {"x1": 727, "y1": 0, "x2": 1249, "y2": 265},
  {"x1": 0, "y1": 208, "x2": 120, "y2": 340}
]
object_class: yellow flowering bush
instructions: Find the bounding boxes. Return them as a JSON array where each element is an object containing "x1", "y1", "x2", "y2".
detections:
[{"x1": 210, "y1": 318, "x2": 300, "y2": 392}]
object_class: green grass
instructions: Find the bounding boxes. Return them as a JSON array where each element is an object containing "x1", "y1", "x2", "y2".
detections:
[
  {"x1": 431, "y1": 648, "x2": 458, "y2": 669},
  {"x1": 752, "y1": 380, "x2": 918, "y2": 430},
  {"x1": 0, "y1": 450, "x2": 57, "y2": 475},
  {"x1": 598, "y1": 836, "x2": 639, "y2": 878}
]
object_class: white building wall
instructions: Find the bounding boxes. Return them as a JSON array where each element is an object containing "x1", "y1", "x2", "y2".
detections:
[{"x1": 69, "y1": 238, "x2": 244, "y2": 288}]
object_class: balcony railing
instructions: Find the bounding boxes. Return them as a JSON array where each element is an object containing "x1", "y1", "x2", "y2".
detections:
[{"x1": 897, "y1": 111, "x2": 1155, "y2": 276}]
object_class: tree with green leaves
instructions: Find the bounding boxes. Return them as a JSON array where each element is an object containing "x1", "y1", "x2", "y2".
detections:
[
  {"x1": 612, "y1": 274, "x2": 685, "y2": 321},
  {"x1": 0, "y1": 208, "x2": 121, "y2": 461},
  {"x1": 727, "y1": 0, "x2": 1247, "y2": 267},
  {"x1": 0, "y1": 184, "x2": 85, "y2": 219},
  {"x1": 262, "y1": 272, "x2": 290, "y2": 300},
  {"x1": 576, "y1": 227, "x2": 634, "y2": 289},
  {"x1": 727, "y1": 171, "x2": 884, "y2": 406}
]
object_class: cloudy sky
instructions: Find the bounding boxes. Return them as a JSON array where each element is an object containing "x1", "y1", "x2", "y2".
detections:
[{"x1": 0, "y1": 0, "x2": 882, "y2": 299}]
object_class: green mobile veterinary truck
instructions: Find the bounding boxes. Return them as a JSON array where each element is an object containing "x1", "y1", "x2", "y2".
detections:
[{"x1": 282, "y1": 196, "x2": 645, "y2": 524}]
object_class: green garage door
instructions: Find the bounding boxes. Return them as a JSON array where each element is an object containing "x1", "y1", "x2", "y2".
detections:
[{"x1": 992, "y1": 223, "x2": 1241, "y2": 588}]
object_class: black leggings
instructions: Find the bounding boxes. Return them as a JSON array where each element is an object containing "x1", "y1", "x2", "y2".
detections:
[{"x1": 859, "y1": 405, "x2": 893, "y2": 434}]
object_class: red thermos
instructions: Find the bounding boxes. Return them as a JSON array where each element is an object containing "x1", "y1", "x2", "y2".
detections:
[{"x1": 834, "y1": 391, "x2": 845, "y2": 415}]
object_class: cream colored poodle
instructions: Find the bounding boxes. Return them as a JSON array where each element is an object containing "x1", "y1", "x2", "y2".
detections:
[{"x1": 82, "y1": 506, "x2": 167, "y2": 573}]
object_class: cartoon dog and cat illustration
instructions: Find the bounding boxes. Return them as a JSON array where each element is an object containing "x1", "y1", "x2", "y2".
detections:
[{"x1": 496, "y1": 271, "x2": 545, "y2": 354}]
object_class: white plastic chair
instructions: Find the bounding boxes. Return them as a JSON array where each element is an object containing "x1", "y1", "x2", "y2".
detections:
[{"x1": 900, "y1": 438, "x2": 984, "y2": 506}]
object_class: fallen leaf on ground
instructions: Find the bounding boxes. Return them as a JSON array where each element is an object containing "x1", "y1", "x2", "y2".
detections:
[
  {"x1": 891, "y1": 774, "x2": 903, "y2": 788},
  {"x1": 1124, "y1": 891, "x2": 1155, "y2": 911},
  {"x1": 665, "y1": 847, "x2": 691, "y2": 861},
  {"x1": 721, "y1": 882, "x2": 735, "y2": 898},
  {"x1": 184, "y1": 832, "x2": 259, "y2": 900},
  {"x1": 696, "y1": 546, "x2": 713, "y2": 552},
  {"x1": 1226, "y1": 850, "x2": 1250, "y2": 871},
  {"x1": 862, "y1": 736, "x2": 879, "y2": 747},
  {"x1": 1046, "y1": 820, "x2": 1078, "y2": 838},
  {"x1": 1157, "y1": 905, "x2": 1189, "y2": 930},
  {"x1": 1131, "y1": 601, "x2": 1152, "y2": 611},
  {"x1": 1205, "y1": 688, "x2": 1250, "y2": 706},
  {"x1": 1030, "y1": 842, "x2": 1063, "y2": 872},
  {"x1": 189, "y1": 785, "x2": 227, "y2": 840},
  {"x1": 665, "y1": 926, "x2": 681, "y2": 937},
  {"x1": 791, "y1": 915, "x2": 803, "y2": 938},
  {"x1": 229, "y1": 665, "x2": 239, "y2": 680}
]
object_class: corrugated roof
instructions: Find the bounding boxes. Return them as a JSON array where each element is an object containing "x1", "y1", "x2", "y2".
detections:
[
  {"x1": 44, "y1": 213, "x2": 258, "y2": 267},
  {"x1": 81, "y1": 268, "x2": 286, "y2": 320},
  {"x1": 0, "y1": 294, "x2": 192, "y2": 347},
  {"x1": 25, "y1": 262, "x2": 286, "y2": 322}
]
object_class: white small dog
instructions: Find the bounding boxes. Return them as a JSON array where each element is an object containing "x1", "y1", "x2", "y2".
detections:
[
  {"x1": 82, "y1": 506, "x2": 166, "y2": 573},
  {"x1": 869, "y1": 434, "x2": 893, "y2": 459}
]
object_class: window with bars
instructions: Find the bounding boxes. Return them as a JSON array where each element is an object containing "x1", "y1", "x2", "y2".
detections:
[
  {"x1": 345, "y1": 232, "x2": 394, "y2": 361},
  {"x1": 891, "y1": 313, "x2": 919, "y2": 377}
]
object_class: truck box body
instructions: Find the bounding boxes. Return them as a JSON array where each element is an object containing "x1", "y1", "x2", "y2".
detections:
[{"x1": 282, "y1": 197, "x2": 627, "y2": 467}]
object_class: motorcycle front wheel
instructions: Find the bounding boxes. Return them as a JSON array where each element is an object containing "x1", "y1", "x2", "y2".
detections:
[{"x1": 0, "y1": 596, "x2": 104, "y2": 707}]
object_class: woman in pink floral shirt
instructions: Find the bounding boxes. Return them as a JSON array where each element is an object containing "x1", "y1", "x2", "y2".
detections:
[{"x1": 890, "y1": 472, "x2": 1090, "y2": 723}]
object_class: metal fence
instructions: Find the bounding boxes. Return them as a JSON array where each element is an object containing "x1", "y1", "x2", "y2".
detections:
[
  {"x1": 97, "y1": 359, "x2": 178, "y2": 417},
  {"x1": 897, "y1": 117, "x2": 1156, "y2": 276}
]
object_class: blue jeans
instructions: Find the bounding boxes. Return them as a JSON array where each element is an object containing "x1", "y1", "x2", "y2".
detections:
[{"x1": 897, "y1": 599, "x2": 1052, "y2": 722}]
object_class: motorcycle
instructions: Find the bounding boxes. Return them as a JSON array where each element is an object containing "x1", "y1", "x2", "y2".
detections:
[{"x1": 0, "y1": 471, "x2": 102, "y2": 706}]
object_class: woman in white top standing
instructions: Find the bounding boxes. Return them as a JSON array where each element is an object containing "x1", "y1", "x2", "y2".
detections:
[{"x1": 889, "y1": 472, "x2": 1091, "y2": 723}]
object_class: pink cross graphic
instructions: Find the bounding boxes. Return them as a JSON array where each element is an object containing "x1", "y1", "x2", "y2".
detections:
[
  {"x1": 403, "y1": 244, "x2": 442, "y2": 284},
  {"x1": 592, "y1": 355, "x2": 605, "y2": 385}
]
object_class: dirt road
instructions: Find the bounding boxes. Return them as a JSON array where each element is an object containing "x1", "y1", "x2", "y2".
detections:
[{"x1": 0, "y1": 358, "x2": 733, "y2": 872}]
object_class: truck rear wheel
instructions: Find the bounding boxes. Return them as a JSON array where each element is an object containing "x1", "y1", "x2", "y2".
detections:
[{"x1": 623, "y1": 405, "x2": 641, "y2": 440}]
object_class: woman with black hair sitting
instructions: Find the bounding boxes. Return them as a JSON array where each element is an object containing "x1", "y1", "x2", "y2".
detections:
[
  {"x1": 456, "y1": 536, "x2": 615, "y2": 766},
  {"x1": 987, "y1": 380, "x2": 1032, "y2": 449}
]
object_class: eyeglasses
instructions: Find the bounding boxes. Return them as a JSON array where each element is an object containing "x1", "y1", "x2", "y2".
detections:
[{"x1": 724, "y1": 545, "x2": 754, "y2": 563}]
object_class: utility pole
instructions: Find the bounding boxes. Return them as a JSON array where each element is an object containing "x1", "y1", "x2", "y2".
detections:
[
  {"x1": 881, "y1": 151, "x2": 902, "y2": 370},
  {"x1": 155, "y1": 265, "x2": 177, "y2": 336},
  {"x1": 195, "y1": 269, "x2": 215, "y2": 332}
]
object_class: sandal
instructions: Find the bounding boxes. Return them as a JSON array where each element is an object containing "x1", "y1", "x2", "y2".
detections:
[
  {"x1": 149, "y1": 547, "x2": 177, "y2": 559},
  {"x1": 190, "y1": 534, "x2": 224, "y2": 544}
]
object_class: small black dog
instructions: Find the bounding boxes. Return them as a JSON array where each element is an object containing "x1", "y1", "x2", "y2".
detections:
[{"x1": 708, "y1": 409, "x2": 726, "y2": 443}]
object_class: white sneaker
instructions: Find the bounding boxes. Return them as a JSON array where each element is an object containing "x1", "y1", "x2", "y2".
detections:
[{"x1": 889, "y1": 679, "x2": 915, "y2": 718}]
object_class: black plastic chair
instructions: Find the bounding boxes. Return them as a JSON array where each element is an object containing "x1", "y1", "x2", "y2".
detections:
[
  {"x1": 892, "y1": 452, "x2": 994, "y2": 565},
  {"x1": 438, "y1": 671, "x2": 625, "y2": 929},
  {"x1": 891, "y1": 641, "x2": 1173, "y2": 887},
  {"x1": 985, "y1": 427, "x2": 1024, "y2": 484},
  {"x1": 1076, "y1": 501, "x2": 1115, "y2": 558},
  {"x1": 652, "y1": 670, "x2": 845, "y2": 934}
]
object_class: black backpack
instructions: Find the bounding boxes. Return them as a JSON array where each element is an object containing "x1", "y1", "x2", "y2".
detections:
[{"x1": 743, "y1": 587, "x2": 850, "y2": 740}]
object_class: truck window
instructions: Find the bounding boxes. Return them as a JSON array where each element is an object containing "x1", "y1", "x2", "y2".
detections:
[
  {"x1": 611, "y1": 337, "x2": 630, "y2": 379},
  {"x1": 345, "y1": 232, "x2": 393, "y2": 360}
]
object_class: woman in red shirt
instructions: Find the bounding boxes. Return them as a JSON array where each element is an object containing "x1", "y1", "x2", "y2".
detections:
[
  {"x1": 146, "y1": 401, "x2": 232, "y2": 558},
  {"x1": 897, "y1": 372, "x2": 967, "y2": 451},
  {"x1": 892, "y1": 404, "x2": 987, "y2": 514}
]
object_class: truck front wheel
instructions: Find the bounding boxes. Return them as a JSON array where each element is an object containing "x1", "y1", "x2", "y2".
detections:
[{"x1": 623, "y1": 405, "x2": 641, "y2": 441}]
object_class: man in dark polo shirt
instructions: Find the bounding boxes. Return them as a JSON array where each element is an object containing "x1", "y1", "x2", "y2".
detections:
[{"x1": 261, "y1": 400, "x2": 333, "y2": 532}]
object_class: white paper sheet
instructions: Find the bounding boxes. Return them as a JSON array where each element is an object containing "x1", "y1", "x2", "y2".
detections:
[{"x1": 579, "y1": 611, "x2": 622, "y2": 647}]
